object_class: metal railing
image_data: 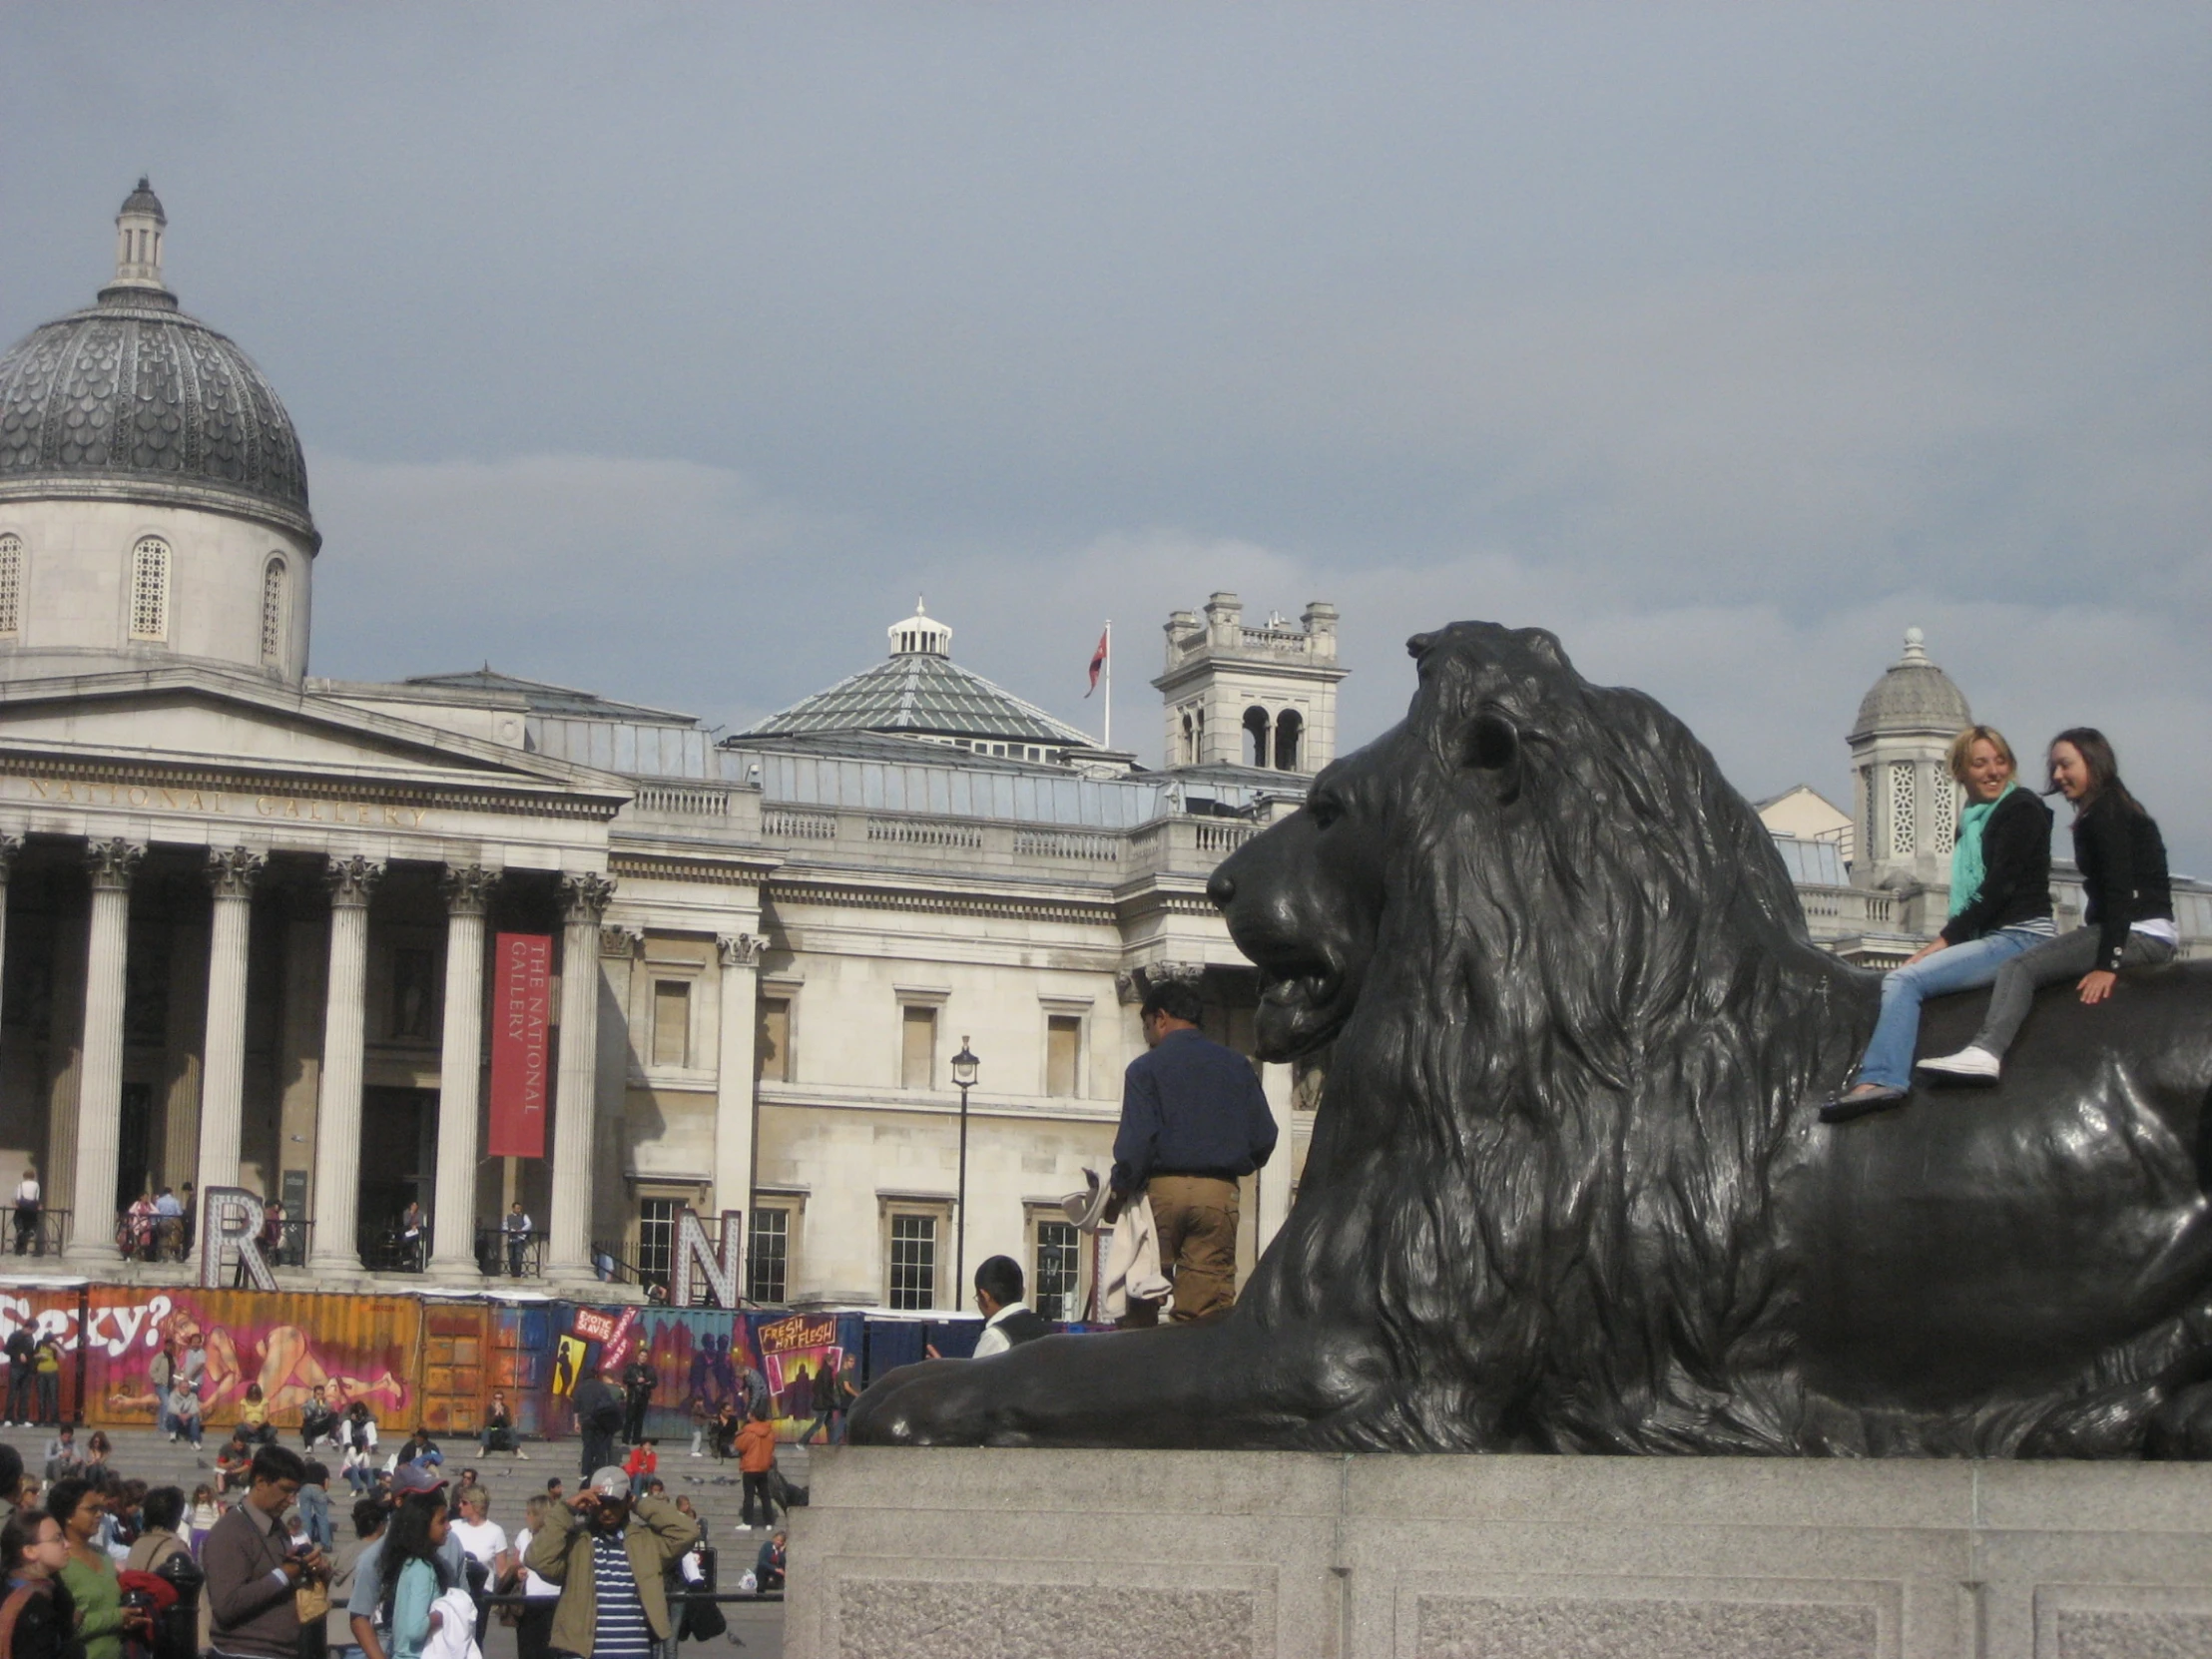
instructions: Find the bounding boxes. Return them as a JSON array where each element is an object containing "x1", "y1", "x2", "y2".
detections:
[
  {"x1": 7, "y1": 1209, "x2": 68, "y2": 1259},
  {"x1": 113, "y1": 1209, "x2": 191, "y2": 1264},
  {"x1": 588, "y1": 1240, "x2": 648, "y2": 1287},
  {"x1": 476, "y1": 1225, "x2": 545, "y2": 1279},
  {"x1": 357, "y1": 1223, "x2": 429, "y2": 1275}
]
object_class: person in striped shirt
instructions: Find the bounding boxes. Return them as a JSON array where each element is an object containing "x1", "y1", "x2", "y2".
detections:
[{"x1": 523, "y1": 1466, "x2": 698, "y2": 1659}]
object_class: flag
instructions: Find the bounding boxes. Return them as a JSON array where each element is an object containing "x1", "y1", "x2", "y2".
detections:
[{"x1": 1085, "y1": 627, "x2": 1109, "y2": 696}]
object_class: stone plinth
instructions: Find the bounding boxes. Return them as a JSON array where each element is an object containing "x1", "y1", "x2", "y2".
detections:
[{"x1": 786, "y1": 1448, "x2": 2212, "y2": 1659}]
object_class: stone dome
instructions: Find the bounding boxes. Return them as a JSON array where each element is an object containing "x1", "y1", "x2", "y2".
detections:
[
  {"x1": 0, "y1": 182, "x2": 313, "y2": 544},
  {"x1": 1849, "y1": 628, "x2": 1970, "y2": 741}
]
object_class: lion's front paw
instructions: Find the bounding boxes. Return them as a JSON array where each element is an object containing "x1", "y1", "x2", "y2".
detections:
[{"x1": 846, "y1": 1359, "x2": 1022, "y2": 1446}]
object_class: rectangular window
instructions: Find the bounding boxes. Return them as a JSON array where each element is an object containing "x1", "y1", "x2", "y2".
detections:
[
  {"x1": 0, "y1": 535, "x2": 21, "y2": 637},
  {"x1": 887, "y1": 1212, "x2": 938, "y2": 1310},
  {"x1": 637, "y1": 1198, "x2": 678, "y2": 1288},
  {"x1": 747, "y1": 1208, "x2": 790, "y2": 1304},
  {"x1": 129, "y1": 537, "x2": 170, "y2": 641},
  {"x1": 757, "y1": 996, "x2": 792, "y2": 1082},
  {"x1": 1045, "y1": 1014, "x2": 1081, "y2": 1098},
  {"x1": 1033, "y1": 1218, "x2": 1080, "y2": 1322},
  {"x1": 652, "y1": 980, "x2": 691, "y2": 1067},
  {"x1": 900, "y1": 1004, "x2": 937, "y2": 1090}
]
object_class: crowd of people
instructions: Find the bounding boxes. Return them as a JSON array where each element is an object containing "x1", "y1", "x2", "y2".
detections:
[{"x1": 0, "y1": 1346, "x2": 799, "y2": 1659}]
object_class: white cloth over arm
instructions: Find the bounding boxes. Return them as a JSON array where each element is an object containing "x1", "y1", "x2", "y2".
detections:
[
  {"x1": 1099, "y1": 1195, "x2": 1172, "y2": 1320},
  {"x1": 421, "y1": 1586, "x2": 482, "y2": 1659}
]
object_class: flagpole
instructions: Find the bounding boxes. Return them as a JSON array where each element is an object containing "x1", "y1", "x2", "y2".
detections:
[{"x1": 1103, "y1": 622, "x2": 1112, "y2": 751}]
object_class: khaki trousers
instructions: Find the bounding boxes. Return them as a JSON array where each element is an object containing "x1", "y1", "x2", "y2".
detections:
[{"x1": 1130, "y1": 1174, "x2": 1240, "y2": 1325}]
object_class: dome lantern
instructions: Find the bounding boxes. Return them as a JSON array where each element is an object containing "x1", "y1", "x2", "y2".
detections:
[
  {"x1": 888, "y1": 598, "x2": 952, "y2": 659},
  {"x1": 104, "y1": 178, "x2": 174, "y2": 305}
]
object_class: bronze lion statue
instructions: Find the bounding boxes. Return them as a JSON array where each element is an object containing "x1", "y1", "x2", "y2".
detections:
[{"x1": 852, "y1": 622, "x2": 2212, "y2": 1456}]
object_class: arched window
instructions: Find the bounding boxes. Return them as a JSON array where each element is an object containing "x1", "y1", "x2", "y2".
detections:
[
  {"x1": 1243, "y1": 707, "x2": 1271, "y2": 768},
  {"x1": 0, "y1": 534, "x2": 21, "y2": 637},
  {"x1": 128, "y1": 536, "x2": 170, "y2": 641},
  {"x1": 1274, "y1": 709, "x2": 1304, "y2": 771},
  {"x1": 1179, "y1": 711, "x2": 1194, "y2": 764},
  {"x1": 260, "y1": 557, "x2": 286, "y2": 666}
]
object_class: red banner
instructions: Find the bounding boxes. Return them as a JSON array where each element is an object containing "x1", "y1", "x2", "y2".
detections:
[{"x1": 488, "y1": 931, "x2": 552, "y2": 1157}]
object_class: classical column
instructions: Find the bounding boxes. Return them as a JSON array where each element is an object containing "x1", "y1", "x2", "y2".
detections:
[
  {"x1": 194, "y1": 846, "x2": 266, "y2": 1195},
  {"x1": 67, "y1": 837, "x2": 144, "y2": 1266},
  {"x1": 714, "y1": 933, "x2": 763, "y2": 1227},
  {"x1": 0, "y1": 834, "x2": 21, "y2": 1033},
  {"x1": 307, "y1": 855, "x2": 382, "y2": 1277},
  {"x1": 428, "y1": 865, "x2": 494, "y2": 1274},
  {"x1": 547, "y1": 872, "x2": 613, "y2": 1278}
]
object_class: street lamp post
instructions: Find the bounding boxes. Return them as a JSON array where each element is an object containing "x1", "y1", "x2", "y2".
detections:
[{"x1": 950, "y1": 1036, "x2": 979, "y2": 1306}]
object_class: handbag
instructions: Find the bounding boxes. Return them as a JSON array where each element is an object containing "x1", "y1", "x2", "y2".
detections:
[
  {"x1": 678, "y1": 1598, "x2": 728, "y2": 1642},
  {"x1": 293, "y1": 1576, "x2": 330, "y2": 1624}
]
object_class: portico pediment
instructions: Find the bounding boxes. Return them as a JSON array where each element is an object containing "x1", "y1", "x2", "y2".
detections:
[{"x1": 0, "y1": 665, "x2": 631, "y2": 833}]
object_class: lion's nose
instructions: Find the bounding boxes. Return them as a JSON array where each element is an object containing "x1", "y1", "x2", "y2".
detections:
[{"x1": 1208, "y1": 871, "x2": 1236, "y2": 907}]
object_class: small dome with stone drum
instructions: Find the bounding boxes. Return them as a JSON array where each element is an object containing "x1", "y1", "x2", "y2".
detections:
[
  {"x1": 0, "y1": 179, "x2": 313, "y2": 542},
  {"x1": 1849, "y1": 628, "x2": 1971, "y2": 742}
]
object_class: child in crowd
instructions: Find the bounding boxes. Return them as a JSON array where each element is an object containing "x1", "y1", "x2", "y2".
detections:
[{"x1": 186, "y1": 1485, "x2": 221, "y2": 1560}]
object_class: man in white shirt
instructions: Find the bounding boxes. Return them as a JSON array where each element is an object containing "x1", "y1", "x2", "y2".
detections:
[
  {"x1": 969, "y1": 1256, "x2": 1052, "y2": 1358},
  {"x1": 12, "y1": 1170, "x2": 39, "y2": 1256}
]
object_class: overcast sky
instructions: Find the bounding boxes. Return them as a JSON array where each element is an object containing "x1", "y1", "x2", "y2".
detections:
[{"x1": 4, "y1": 5, "x2": 2208, "y2": 861}]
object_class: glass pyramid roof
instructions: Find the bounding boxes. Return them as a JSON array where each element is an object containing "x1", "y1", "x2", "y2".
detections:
[{"x1": 740, "y1": 641, "x2": 1097, "y2": 749}]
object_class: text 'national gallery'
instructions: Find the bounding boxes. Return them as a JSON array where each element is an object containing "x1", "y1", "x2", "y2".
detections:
[{"x1": 0, "y1": 187, "x2": 2203, "y2": 1308}]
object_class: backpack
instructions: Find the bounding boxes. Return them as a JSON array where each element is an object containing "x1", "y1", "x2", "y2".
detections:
[{"x1": 586, "y1": 1384, "x2": 623, "y2": 1434}]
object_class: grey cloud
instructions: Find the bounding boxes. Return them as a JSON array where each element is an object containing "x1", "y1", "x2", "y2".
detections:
[{"x1": 3, "y1": 4, "x2": 2207, "y2": 859}]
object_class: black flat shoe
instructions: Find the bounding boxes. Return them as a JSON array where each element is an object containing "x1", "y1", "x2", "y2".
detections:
[{"x1": 1819, "y1": 1084, "x2": 1909, "y2": 1124}]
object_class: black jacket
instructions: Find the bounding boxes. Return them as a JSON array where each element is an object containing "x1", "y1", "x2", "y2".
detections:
[
  {"x1": 2073, "y1": 792, "x2": 2174, "y2": 972},
  {"x1": 1939, "y1": 787, "x2": 2054, "y2": 944}
]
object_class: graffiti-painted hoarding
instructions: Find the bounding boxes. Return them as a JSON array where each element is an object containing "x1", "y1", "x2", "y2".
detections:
[{"x1": 0, "y1": 1288, "x2": 422, "y2": 1429}]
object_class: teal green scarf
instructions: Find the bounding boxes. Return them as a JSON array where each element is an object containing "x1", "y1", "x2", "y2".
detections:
[{"x1": 1947, "y1": 780, "x2": 2015, "y2": 917}]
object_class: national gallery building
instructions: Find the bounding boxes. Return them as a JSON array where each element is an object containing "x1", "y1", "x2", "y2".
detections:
[{"x1": 0, "y1": 187, "x2": 2203, "y2": 1306}]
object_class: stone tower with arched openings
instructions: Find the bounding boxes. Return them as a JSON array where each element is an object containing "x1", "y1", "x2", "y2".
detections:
[
  {"x1": 1847, "y1": 627, "x2": 1972, "y2": 894},
  {"x1": 1154, "y1": 593, "x2": 1347, "y2": 775}
]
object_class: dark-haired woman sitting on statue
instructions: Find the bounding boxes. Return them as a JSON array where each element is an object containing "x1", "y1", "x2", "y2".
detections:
[
  {"x1": 1919, "y1": 727, "x2": 2176, "y2": 1084},
  {"x1": 1822, "y1": 725, "x2": 2055, "y2": 1122}
]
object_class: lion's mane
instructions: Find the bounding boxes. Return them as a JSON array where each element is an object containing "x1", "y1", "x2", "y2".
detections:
[{"x1": 1248, "y1": 624, "x2": 1870, "y2": 1453}]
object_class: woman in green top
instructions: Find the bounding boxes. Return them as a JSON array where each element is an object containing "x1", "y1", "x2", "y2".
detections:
[
  {"x1": 1820, "y1": 725, "x2": 2055, "y2": 1122},
  {"x1": 379, "y1": 1487, "x2": 454, "y2": 1659},
  {"x1": 48, "y1": 1477, "x2": 149, "y2": 1659}
]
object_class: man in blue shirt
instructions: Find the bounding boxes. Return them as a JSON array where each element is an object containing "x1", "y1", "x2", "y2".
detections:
[{"x1": 1109, "y1": 977, "x2": 1278, "y2": 1326}]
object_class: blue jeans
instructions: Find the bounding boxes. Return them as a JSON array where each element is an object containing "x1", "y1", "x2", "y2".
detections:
[{"x1": 1855, "y1": 925, "x2": 2050, "y2": 1088}]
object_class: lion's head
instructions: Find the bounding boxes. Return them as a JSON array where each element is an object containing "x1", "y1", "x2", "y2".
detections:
[{"x1": 1213, "y1": 622, "x2": 1862, "y2": 1451}]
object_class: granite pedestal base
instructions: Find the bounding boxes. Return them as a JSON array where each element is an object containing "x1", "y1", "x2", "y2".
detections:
[{"x1": 786, "y1": 1448, "x2": 2212, "y2": 1659}]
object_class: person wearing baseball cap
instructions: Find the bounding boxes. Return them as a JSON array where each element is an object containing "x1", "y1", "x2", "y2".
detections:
[{"x1": 523, "y1": 1465, "x2": 697, "y2": 1659}]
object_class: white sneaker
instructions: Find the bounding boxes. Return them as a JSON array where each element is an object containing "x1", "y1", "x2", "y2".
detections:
[
  {"x1": 1918, "y1": 1045, "x2": 2001, "y2": 1082},
  {"x1": 515, "y1": 1449, "x2": 528, "y2": 1459}
]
